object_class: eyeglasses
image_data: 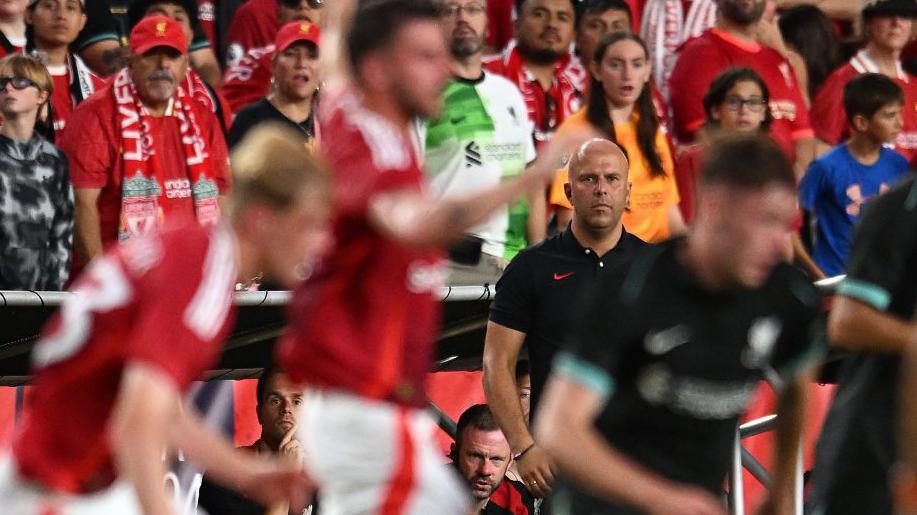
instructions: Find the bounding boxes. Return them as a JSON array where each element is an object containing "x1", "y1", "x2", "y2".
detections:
[
  {"x1": 722, "y1": 95, "x2": 767, "y2": 113},
  {"x1": 441, "y1": 3, "x2": 486, "y2": 17},
  {"x1": 0, "y1": 76, "x2": 38, "y2": 91}
]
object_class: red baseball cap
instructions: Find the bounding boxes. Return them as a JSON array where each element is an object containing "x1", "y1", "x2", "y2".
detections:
[
  {"x1": 130, "y1": 15, "x2": 189, "y2": 55},
  {"x1": 274, "y1": 21, "x2": 321, "y2": 54}
]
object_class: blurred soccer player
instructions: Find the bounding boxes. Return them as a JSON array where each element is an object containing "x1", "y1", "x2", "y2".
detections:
[
  {"x1": 0, "y1": 124, "x2": 330, "y2": 515},
  {"x1": 535, "y1": 135, "x2": 823, "y2": 514},
  {"x1": 277, "y1": 0, "x2": 589, "y2": 512}
]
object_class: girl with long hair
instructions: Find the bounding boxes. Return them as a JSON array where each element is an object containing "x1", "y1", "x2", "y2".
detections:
[{"x1": 550, "y1": 31, "x2": 684, "y2": 243}]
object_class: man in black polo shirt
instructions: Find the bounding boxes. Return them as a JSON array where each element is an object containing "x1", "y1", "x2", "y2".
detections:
[
  {"x1": 808, "y1": 177, "x2": 917, "y2": 515},
  {"x1": 483, "y1": 138, "x2": 646, "y2": 498},
  {"x1": 534, "y1": 135, "x2": 823, "y2": 514}
]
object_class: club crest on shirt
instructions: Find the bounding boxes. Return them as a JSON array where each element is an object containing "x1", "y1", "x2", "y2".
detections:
[{"x1": 741, "y1": 316, "x2": 781, "y2": 369}]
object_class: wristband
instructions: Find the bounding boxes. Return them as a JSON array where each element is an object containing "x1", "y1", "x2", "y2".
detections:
[{"x1": 513, "y1": 443, "x2": 535, "y2": 461}]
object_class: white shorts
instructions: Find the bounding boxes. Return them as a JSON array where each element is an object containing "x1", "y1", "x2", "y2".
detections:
[
  {"x1": 299, "y1": 391, "x2": 470, "y2": 515},
  {"x1": 0, "y1": 453, "x2": 143, "y2": 515}
]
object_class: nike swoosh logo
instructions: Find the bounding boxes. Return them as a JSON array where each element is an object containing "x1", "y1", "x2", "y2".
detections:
[{"x1": 553, "y1": 272, "x2": 574, "y2": 281}]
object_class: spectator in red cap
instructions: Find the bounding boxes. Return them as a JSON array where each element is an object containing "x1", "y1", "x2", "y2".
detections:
[
  {"x1": 227, "y1": 21, "x2": 320, "y2": 150},
  {"x1": 810, "y1": 0, "x2": 917, "y2": 165},
  {"x1": 224, "y1": 0, "x2": 322, "y2": 69},
  {"x1": 130, "y1": 0, "x2": 233, "y2": 136},
  {"x1": 223, "y1": 0, "x2": 323, "y2": 113},
  {"x1": 24, "y1": 0, "x2": 104, "y2": 142},
  {"x1": 60, "y1": 15, "x2": 230, "y2": 266}
]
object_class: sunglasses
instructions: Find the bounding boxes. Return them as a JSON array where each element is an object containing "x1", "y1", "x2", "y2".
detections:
[{"x1": 0, "y1": 76, "x2": 39, "y2": 91}]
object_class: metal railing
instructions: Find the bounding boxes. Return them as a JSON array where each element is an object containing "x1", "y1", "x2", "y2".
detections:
[{"x1": 726, "y1": 275, "x2": 842, "y2": 514}]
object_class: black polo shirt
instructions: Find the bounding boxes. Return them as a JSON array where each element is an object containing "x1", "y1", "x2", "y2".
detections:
[
  {"x1": 552, "y1": 238, "x2": 823, "y2": 514},
  {"x1": 489, "y1": 226, "x2": 647, "y2": 415},
  {"x1": 808, "y1": 178, "x2": 917, "y2": 515}
]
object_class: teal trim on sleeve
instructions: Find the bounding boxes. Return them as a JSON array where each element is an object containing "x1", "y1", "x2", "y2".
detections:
[
  {"x1": 553, "y1": 352, "x2": 615, "y2": 399},
  {"x1": 837, "y1": 278, "x2": 891, "y2": 311},
  {"x1": 189, "y1": 39, "x2": 211, "y2": 52}
]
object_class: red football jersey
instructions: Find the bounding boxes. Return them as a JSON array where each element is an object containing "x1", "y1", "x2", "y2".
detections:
[
  {"x1": 810, "y1": 51, "x2": 917, "y2": 165},
  {"x1": 669, "y1": 29, "x2": 813, "y2": 160},
  {"x1": 224, "y1": 0, "x2": 278, "y2": 67},
  {"x1": 278, "y1": 91, "x2": 444, "y2": 408},
  {"x1": 12, "y1": 223, "x2": 238, "y2": 494},
  {"x1": 48, "y1": 64, "x2": 107, "y2": 140},
  {"x1": 222, "y1": 44, "x2": 275, "y2": 113}
]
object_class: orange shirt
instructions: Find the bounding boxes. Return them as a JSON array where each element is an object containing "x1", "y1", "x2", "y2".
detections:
[{"x1": 550, "y1": 109, "x2": 680, "y2": 243}]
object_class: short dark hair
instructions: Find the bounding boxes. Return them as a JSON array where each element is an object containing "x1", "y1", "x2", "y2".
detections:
[
  {"x1": 575, "y1": 0, "x2": 632, "y2": 28},
  {"x1": 455, "y1": 404, "x2": 500, "y2": 451},
  {"x1": 127, "y1": 0, "x2": 200, "y2": 30},
  {"x1": 843, "y1": 72, "x2": 904, "y2": 124},
  {"x1": 256, "y1": 366, "x2": 278, "y2": 406},
  {"x1": 347, "y1": 0, "x2": 441, "y2": 79},
  {"x1": 702, "y1": 67, "x2": 772, "y2": 131},
  {"x1": 699, "y1": 134, "x2": 795, "y2": 191},
  {"x1": 515, "y1": 0, "x2": 577, "y2": 17}
]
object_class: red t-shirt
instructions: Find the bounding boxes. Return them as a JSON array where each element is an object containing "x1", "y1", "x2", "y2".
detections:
[
  {"x1": 48, "y1": 64, "x2": 107, "y2": 141},
  {"x1": 225, "y1": 0, "x2": 278, "y2": 67},
  {"x1": 484, "y1": 44, "x2": 587, "y2": 149},
  {"x1": 13, "y1": 223, "x2": 237, "y2": 494},
  {"x1": 60, "y1": 84, "x2": 231, "y2": 248},
  {"x1": 810, "y1": 52, "x2": 917, "y2": 165},
  {"x1": 278, "y1": 92, "x2": 443, "y2": 408},
  {"x1": 221, "y1": 44, "x2": 275, "y2": 113},
  {"x1": 669, "y1": 29, "x2": 813, "y2": 160}
]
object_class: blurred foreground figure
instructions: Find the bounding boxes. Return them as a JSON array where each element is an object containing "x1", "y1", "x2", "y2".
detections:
[
  {"x1": 0, "y1": 124, "x2": 330, "y2": 515},
  {"x1": 536, "y1": 135, "x2": 823, "y2": 515}
]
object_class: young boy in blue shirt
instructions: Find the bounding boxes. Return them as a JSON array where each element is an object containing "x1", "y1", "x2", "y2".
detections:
[{"x1": 800, "y1": 73, "x2": 910, "y2": 277}]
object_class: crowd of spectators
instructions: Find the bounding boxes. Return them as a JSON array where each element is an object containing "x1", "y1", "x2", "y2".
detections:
[{"x1": 0, "y1": 0, "x2": 914, "y2": 510}]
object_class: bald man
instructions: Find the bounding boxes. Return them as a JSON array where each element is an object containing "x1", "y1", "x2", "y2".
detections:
[{"x1": 484, "y1": 139, "x2": 648, "y2": 498}]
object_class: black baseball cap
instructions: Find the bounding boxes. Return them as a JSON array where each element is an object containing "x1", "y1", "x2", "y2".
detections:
[{"x1": 862, "y1": 0, "x2": 917, "y2": 18}]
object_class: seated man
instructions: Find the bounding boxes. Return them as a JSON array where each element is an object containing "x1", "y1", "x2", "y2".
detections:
[
  {"x1": 199, "y1": 368, "x2": 316, "y2": 515},
  {"x1": 452, "y1": 404, "x2": 536, "y2": 514}
]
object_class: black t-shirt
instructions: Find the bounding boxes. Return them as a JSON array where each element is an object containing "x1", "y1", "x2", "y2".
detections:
[
  {"x1": 228, "y1": 98, "x2": 315, "y2": 150},
  {"x1": 551, "y1": 239, "x2": 823, "y2": 514},
  {"x1": 808, "y1": 177, "x2": 917, "y2": 515},
  {"x1": 489, "y1": 227, "x2": 647, "y2": 415}
]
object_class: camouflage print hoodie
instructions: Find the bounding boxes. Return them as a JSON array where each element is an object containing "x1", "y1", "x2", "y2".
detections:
[{"x1": 0, "y1": 134, "x2": 73, "y2": 291}]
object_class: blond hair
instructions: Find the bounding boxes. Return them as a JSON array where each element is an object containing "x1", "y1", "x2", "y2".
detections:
[
  {"x1": 230, "y1": 123, "x2": 330, "y2": 217},
  {"x1": 0, "y1": 55, "x2": 53, "y2": 97}
]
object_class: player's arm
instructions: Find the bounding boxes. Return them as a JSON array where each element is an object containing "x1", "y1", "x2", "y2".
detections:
[
  {"x1": 667, "y1": 205, "x2": 687, "y2": 237},
  {"x1": 483, "y1": 322, "x2": 554, "y2": 497},
  {"x1": 110, "y1": 363, "x2": 183, "y2": 515},
  {"x1": 526, "y1": 187, "x2": 547, "y2": 246},
  {"x1": 74, "y1": 187, "x2": 104, "y2": 263},
  {"x1": 828, "y1": 296, "x2": 917, "y2": 353},
  {"x1": 760, "y1": 371, "x2": 812, "y2": 515},
  {"x1": 170, "y1": 404, "x2": 313, "y2": 511},
  {"x1": 774, "y1": 0, "x2": 862, "y2": 20},
  {"x1": 369, "y1": 132, "x2": 585, "y2": 249},
  {"x1": 535, "y1": 365, "x2": 726, "y2": 515}
]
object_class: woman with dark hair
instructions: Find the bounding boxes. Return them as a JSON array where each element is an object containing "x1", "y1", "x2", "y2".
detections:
[
  {"x1": 549, "y1": 31, "x2": 684, "y2": 243},
  {"x1": 675, "y1": 67, "x2": 771, "y2": 224},
  {"x1": 778, "y1": 5, "x2": 843, "y2": 102}
]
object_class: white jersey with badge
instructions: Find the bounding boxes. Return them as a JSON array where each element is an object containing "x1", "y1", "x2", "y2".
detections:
[{"x1": 416, "y1": 72, "x2": 536, "y2": 260}]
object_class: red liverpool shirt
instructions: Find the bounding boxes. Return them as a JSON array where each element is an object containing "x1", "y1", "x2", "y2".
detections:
[
  {"x1": 669, "y1": 29, "x2": 813, "y2": 160},
  {"x1": 222, "y1": 43, "x2": 275, "y2": 114},
  {"x1": 13, "y1": 223, "x2": 237, "y2": 494},
  {"x1": 811, "y1": 50, "x2": 917, "y2": 165},
  {"x1": 278, "y1": 91, "x2": 444, "y2": 408}
]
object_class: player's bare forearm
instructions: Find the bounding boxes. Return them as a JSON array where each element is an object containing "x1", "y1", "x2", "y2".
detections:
[
  {"x1": 766, "y1": 375, "x2": 810, "y2": 513},
  {"x1": 791, "y1": 234, "x2": 826, "y2": 280},
  {"x1": 74, "y1": 188, "x2": 103, "y2": 264},
  {"x1": 535, "y1": 376, "x2": 692, "y2": 510},
  {"x1": 111, "y1": 364, "x2": 181, "y2": 515},
  {"x1": 828, "y1": 296, "x2": 917, "y2": 353},
  {"x1": 170, "y1": 404, "x2": 258, "y2": 486},
  {"x1": 482, "y1": 322, "x2": 534, "y2": 453},
  {"x1": 526, "y1": 188, "x2": 547, "y2": 246},
  {"x1": 775, "y1": 0, "x2": 862, "y2": 20},
  {"x1": 793, "y1": 137, "x2": 816, "y2": 182}
]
